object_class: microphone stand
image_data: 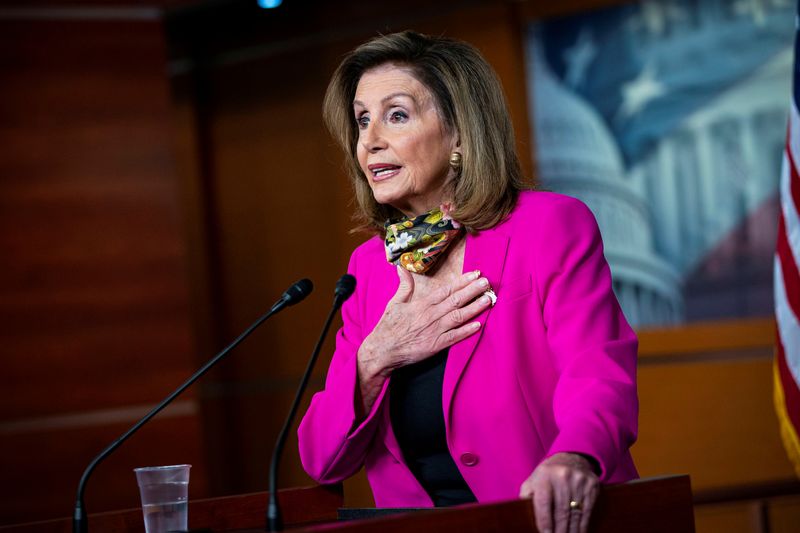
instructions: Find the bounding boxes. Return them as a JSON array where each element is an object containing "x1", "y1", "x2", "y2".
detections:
[
  {"x1": 73, "y1": 279, "x2": 313, "y2": 533},
  {"x1": 267, "y1": 274, "x2": 355, "y2": 532}
]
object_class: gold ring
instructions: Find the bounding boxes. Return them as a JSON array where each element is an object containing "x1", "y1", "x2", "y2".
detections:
[{"x1": 569, "y1": 500, "x2": 582, "y2": 511}]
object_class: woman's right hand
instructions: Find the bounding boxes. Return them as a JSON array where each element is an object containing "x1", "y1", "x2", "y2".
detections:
[{"x1": 355, "y1": 266, "x2": 492, "y2": 415}]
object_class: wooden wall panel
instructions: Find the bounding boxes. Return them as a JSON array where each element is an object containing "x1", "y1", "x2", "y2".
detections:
[
  {"x1": 170, "y1": 38, "x2": 359, "y2": 495},
  {"x1": 634, "y1": 354, "x2": 794, "y2": 489},
  {"x1": 0, "y1": 16, "x2": 207, "y2": 524},
  {"x1": 769, "y1": 495, "x2": 800, "y2": 532},
  {"x1": 693, "y1": 495, "x2": 800, "y2": 533},
  {"x1": 694, "y1": 502, "x2": 758, "y2": 533},
  {"x1": 633, "y1": 318, "x2": 800, "y2": 531},
  {"x1": 1, "y1": 412, "x2": 207, "y2": 523}
]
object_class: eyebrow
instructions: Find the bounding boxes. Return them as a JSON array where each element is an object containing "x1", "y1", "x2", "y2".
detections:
[{"x1": 353, "y1": 92, "x2": 418, "y2": 108}]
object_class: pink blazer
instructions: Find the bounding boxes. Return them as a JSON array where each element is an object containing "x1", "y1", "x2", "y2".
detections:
[{"x1": 298, "y1": 191, "x2": 639, "y2": 507}]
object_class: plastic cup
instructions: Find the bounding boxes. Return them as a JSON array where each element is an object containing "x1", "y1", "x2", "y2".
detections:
[{"x1": 134, "y1": 464, "x2": 191, "y2": 533}]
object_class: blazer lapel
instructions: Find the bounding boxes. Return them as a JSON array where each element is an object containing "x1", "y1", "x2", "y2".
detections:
[
  {"x1": 442, "y1": 229, "x2": 510, "y2": 429},
  {"x1": 373, "y1": 230, "x2": 510, "y2": 460}
]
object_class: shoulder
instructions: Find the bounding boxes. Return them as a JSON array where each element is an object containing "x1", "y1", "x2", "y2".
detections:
[
  {"x1": 505, "y1": 190, "x2": 598, "y2": 233},
  {"x1": 347, "y1": 234, "x2": 386, "y2": 271},
  {"x1": 342, "y1": 235, "x2": 387, "y2": 322}
]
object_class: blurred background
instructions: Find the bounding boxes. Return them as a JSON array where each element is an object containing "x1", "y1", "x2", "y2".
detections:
[{"x1": 0, "y1": 0, "x2": 797, "y2": 531}]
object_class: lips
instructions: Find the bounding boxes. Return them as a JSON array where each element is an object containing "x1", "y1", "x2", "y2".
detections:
[{"x1": 368, "y1": 163, "x2": 401, "y2": 181}]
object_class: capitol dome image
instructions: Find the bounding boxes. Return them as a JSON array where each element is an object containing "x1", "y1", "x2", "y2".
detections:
[{"x1": 527, "y1": 44, "x2": 683, "y2": 328}]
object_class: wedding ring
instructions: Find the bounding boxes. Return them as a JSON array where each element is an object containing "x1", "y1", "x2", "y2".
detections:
[{"x1": 569, "y1": 500, "x2": 582, "y2": 511}]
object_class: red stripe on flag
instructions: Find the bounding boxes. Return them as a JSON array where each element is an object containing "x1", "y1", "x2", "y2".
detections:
[
  {"x1": 789, "y1": 136, "x2": 800, "y2": 215},
  {"x1": 777, "y1": 210, "x2": 800, "y2": 319},
  {"x1": 777, "y1": 333, "x2": 800, "y2": 435}
]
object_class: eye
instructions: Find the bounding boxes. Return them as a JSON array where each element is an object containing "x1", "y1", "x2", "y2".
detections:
[
  {"x1": 356, "y1": 114, "x2": 370, "y2": 129},
  {"x1": 388, "y1": 110, "x2": 408, "y2": 123}
]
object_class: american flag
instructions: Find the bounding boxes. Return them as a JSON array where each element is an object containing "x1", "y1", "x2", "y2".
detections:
[{"x1": 775, "y1": 4, "x2": 800, "y2": 479}]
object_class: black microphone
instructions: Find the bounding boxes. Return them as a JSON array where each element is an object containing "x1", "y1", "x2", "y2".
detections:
[
  {"x1": 73, "y1": 279, "x2": 314, "y2": 533},
  {"x1": 267, "y1": 274, "x2": 356, "y2": 532},
  {"x1": 334, "y1": 273, "x2": 356, "y2": 306},
  {"x1": 275, "y1": 278, "x2": 314, "y2": 311}
]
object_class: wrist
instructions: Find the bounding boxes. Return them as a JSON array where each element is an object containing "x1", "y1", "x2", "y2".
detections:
[
  {"x1": 555, "y1": 451, "x2": 600, "y2": 476},
  {"x1": 357, "y1": 339, "x2": 390, "y2": 381},
  {"x1": 574, "y1": 453, "x2": 601, "y2": 476}
]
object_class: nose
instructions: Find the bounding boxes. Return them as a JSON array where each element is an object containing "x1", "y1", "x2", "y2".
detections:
[{"x1": 361, "y1": 122, "x2": 387, "y2": 153}]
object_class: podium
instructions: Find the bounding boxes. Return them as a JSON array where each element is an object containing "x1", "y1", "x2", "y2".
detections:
[
  {"x1": 1, "y1": 485, "x2": 343, "y2": 533},
  {"x1": 3, "y1": 475, "x2": 694, "y2": 532}
]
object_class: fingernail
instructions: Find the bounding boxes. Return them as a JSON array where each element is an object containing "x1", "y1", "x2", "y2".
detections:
[
  {"x1": 480, "y1": 295, "x2": 491, "y2": 305},
  {"x1": 469, "y1": 270, "x2": 481, "y2": 280},
  {"x1": 477, "y1": 277, "x2": 488, "y2": 288},
  {"x1": 471, "y1": 321, "x2": 481, "y2": 329}
]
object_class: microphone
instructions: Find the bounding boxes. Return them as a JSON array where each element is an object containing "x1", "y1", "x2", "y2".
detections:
[
  {"x1": 267, "y1": 274, "x2": 356, "y2": 532},
  {"x1": 274, "y1": 278, "x2": 314, "y2": 311},
  {"x1": 73, "y1": 279, "x2": 314, "y2": 533},
  {"x1": 334, "y1": 273, "x2": 356, "y2": 306}
]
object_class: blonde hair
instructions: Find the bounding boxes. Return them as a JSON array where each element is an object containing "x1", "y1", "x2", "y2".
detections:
[{"x1": 323, "y1": 31, "x2": 528, "y2": 234}]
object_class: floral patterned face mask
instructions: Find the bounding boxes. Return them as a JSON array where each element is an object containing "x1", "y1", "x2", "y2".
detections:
[{"x1": 384, "y1": 205, "x2": 463, "y2": 274}]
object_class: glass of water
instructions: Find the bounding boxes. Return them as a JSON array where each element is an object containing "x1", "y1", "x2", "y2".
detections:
[{"x1": 134, "y1": 464, "x2": 191, "y2": 533}]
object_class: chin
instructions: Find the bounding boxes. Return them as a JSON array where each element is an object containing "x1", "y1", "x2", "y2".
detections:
[{"x1": 370, "y1": 189, "x2": 407, "y2": 211}]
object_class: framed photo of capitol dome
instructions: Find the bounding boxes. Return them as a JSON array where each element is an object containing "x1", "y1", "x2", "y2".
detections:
[{"x1": 525, "y1": 0, "x2": 792, "y2": 330}]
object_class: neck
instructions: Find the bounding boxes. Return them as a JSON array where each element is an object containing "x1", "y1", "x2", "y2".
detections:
[
  {"x1": 394, "y1": 179, "x2": 455, "y2": 218},
  {"x1": 397, "y1": 198, "x2": 452, "y2": 220}
]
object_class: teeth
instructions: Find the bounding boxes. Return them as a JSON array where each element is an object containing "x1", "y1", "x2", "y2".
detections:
[{"x1": 374, "y1": 168, "x2": 396, "y2": 176}]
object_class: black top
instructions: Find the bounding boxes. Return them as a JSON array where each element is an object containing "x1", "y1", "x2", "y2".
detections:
[{"x1": 389, "y1": 350, "x2": 477, "y2": 507}]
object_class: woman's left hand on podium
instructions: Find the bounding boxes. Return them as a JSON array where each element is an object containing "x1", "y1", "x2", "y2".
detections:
[{"x1": 518, "y1": 452, "x2": 599, "y2": 533}]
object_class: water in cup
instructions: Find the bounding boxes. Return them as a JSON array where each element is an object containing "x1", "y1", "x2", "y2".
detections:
[
  {"x1": 143, "y1": 500, "x2": 188, "y2": 532},
  {"x1": 135, "y1": 465, "x2": 191, "y2": 533}
]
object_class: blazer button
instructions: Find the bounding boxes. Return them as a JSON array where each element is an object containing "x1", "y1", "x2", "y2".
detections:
[{"x1": 460, "y1": 452, "x2": 479, "y2": 467}]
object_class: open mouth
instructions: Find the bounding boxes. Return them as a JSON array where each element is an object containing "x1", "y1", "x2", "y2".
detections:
[{"x1": 369, "y1": 164, "x2": 401, "y2": 179}]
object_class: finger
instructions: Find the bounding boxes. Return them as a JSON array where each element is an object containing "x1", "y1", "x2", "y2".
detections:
[
  {"x1": 428, "y1": 270, "x2": 481, "y2": 305},
  {"x1": 552, "y1": 473, "x2": 571, "y2": 533},
  {"x1": 568, "y1": 510, "x2": 581, "y2": 533},
  {"x1": 441, "y1": 292, "x2": 492, "y2": 329},
  {"x1": 435, "y1": 276, "x2": 491, "y2": 317},
  {"x1": 433, "y1": 321, "x2": 482, "y2": 352},
  {"x1": 532, "y1": 481, "x2": 553, "y2": 533},
  {"x1": 568, "y1": 492, "x2": 583, "y2": 533},
  {"x1": 565, "y1": 471, "x2": 585, "y2": 533},
  {"x1": 519, "y1": 478, "x2": 533, "y2": 499},
  {"x1": 578, "y1": 479, "x2": 599, "y2": 533},
  {"x1": 393, "y1": 265, "x2": 415, "y2": 303}
]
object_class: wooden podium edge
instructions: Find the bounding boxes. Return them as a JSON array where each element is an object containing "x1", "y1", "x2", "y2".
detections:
[
  {"x1": 3, "y1": 476, "x2": 694, "y2": 533},
  {"x1": 1, "y1": 484, "x2": 343, "y2": 533},
  {"x1": 289, "y1": 475, "x2": 694, "y2": 533}
]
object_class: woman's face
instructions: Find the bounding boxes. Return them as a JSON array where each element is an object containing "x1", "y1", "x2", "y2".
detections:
[{"x1": 353, "y1": 63, "x2": 458, "y2": 217}]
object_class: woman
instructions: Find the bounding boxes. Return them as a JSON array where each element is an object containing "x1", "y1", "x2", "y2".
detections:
[{"x1": 298, "y1": 31, "x2": 638, "y2": 533}]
